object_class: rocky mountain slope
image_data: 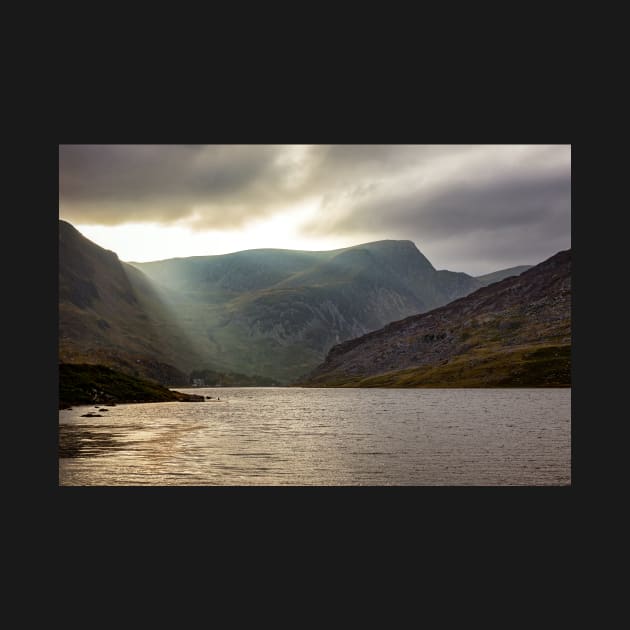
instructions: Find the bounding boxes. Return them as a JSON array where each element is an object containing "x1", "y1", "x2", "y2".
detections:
[
  {"x1": 131, "y1": 240, "x2": 483, "y2": 382},
  {"x1": 59, "y1": 220, "x2": 201, "y2": 384},
  {"x1": 300, "y1": 250, "x2": 571, "y2": 387}
]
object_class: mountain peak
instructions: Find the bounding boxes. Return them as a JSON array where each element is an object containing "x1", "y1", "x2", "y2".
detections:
[{"x1": 348, "y1": 239, "x2": 435, "y2": 272}]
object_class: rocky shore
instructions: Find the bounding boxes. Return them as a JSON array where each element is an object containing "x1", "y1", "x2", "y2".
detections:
[{"x1": 59, "y1": 363, "x2": 205, "y2": 409}]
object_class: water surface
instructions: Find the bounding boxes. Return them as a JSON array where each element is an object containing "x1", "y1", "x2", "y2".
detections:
[{"x1": 59, "y1": 387, "x2": 570, "y2": 486}]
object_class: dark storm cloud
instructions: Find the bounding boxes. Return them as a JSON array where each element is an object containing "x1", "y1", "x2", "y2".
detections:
[
  {"x1": 301, "y1": 144, "x2": 484, "y2": 190},
  {"x1": 59, "y1": 144, "x2": 297, "y2": 226},
  {"x1": 61, "y1": 145, "x2": 279, "y2": 201},
  {"x1": 325, "y1": 170, "x2": 570, "y2": 239},
  {"x1": 298, "y1": 144, "x2": 571, "y2": 272},
  {"x1": 59, "y1": 144, "x2": 484, "y2": 226},
  {"x1": 59, "y1": 144, "x2": 570, "y2": 273}
]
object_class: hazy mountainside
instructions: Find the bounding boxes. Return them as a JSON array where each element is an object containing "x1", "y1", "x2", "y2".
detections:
[
  {"x1": 131, "y1": 240, "x2": 482, "y2": 382},
  {"x1": 189, "y1": 368, "x2": 279, "y2": 387},
  {"x1": 301, "y1": 250, "x2": 571, "y2": 387},
  {"x1": 59, "y1": 220, "x2": 201, "y2": 384},
  {"x1": 475, "y1": 265, "x2": 533, "y2": 287}
]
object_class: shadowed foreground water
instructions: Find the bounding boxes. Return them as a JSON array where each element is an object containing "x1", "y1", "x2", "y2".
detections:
[{"x1": 59, "y1": 387, "x2": 570, "y2": 486}]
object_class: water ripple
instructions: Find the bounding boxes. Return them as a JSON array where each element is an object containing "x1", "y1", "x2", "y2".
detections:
[{"x1": 59, "y1": 387, "x2": 571, "y2": 486}]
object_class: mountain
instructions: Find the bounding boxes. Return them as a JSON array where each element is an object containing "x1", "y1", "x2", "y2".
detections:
[
  {"x1": 131, "y1": 240, "x2": 483, "y2": 382},
  {"x1": 300, "y1": 250, "x2": 570, "y2": 387},
  {"x1": 59, "y1": 220, "x2": 201, "y2": 384},
  {"x1": 475, "y1": 265, "x2": 533, "y2": 287}
]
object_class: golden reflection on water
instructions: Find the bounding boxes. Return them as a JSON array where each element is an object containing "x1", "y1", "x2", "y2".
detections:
[{"x1": 59, "y1": 389, "x2": 571, "y2": 486}]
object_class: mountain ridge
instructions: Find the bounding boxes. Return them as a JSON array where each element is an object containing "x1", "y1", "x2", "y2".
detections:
[
  {"x1": 300, "y1": 249, "x2": 570, "y2": 387},
  {"x1": 126, "y1": 238, "x2": 425, "y2": 266},
  {"x1": 130, "y1": 237, "x2": 483, "y2": 381},
  {"x1": 475, "y1": 265, "x2": 533, "y2": 287}
]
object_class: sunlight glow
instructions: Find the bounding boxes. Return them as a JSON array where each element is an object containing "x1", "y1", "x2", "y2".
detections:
[{"x1": 74, "y1": 198, "x2": 371, "y2": 262}]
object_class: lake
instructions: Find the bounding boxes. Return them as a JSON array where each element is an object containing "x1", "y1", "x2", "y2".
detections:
[{"x1": 58, "y1": 387, "x2": 571, "y2": 486}]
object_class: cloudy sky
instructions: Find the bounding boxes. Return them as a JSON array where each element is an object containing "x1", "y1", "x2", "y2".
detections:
[{"x1": 59, "y1": 144, "x2": 570, "y2": 275}]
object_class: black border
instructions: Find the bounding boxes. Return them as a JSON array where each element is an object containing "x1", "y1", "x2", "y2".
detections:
[{"x1": 43, "y1": 93, "x2": 577, "y2": 562}]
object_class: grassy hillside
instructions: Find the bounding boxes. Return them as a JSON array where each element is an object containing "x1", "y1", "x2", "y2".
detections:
[
  {"x1": 59, "y1": 363, "x2": 204, "y2": 408},
  {"x1": 324, "y1": 344, "x2": 570, "y2": 387}
]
